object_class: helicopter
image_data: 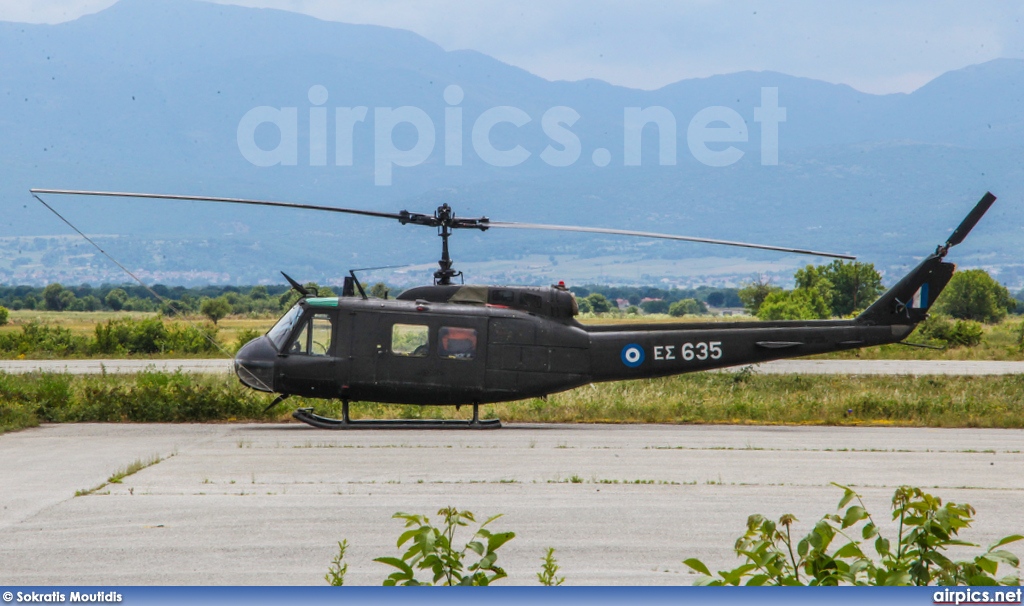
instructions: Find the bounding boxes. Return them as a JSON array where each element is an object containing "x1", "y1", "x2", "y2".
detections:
[{"x1": 30, "y1": 188, "x2": 996, "y2": 429}]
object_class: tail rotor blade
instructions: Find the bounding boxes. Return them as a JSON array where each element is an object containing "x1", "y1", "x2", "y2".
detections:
[{"x1": 946, "y1": 192, "x2": 996, "y2": 247}]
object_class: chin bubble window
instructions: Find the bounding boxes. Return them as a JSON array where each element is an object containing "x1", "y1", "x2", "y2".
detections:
[
  {"x1": 392, "y1": 323, "x2": 429, "y2": 357},
  {"x1": 439, "y1": 327, "x2": 477, "y2": 360}
]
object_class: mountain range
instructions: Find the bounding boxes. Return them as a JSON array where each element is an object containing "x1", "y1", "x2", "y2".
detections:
[{"x1": 1, "y1": 0, "x2": 1022, "y2": 288}]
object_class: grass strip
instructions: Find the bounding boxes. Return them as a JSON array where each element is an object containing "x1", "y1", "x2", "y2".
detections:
[
  {"x1": 75, "y1": 453, "x2": 165, "y2": 496},
  {"x1": 3, "y1": 370, "x2": 1024, "y2": 435}
]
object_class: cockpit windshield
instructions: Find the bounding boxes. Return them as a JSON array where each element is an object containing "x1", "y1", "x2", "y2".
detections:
[{"x1": 267, "y1": 304, "x2": 303, "y2": 351}]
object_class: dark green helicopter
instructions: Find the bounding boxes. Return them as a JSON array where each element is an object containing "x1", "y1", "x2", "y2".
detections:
[{"x1": 31, "y1": 189, "x2": 996, "y2": 429}]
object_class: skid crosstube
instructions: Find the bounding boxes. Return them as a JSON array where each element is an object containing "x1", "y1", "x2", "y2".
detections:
[{"x1": 292, "y1": 402, "x2": 501, "y2": 430}]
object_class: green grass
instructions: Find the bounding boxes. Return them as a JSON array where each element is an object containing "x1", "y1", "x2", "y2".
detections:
[
  {"x1": 3, "y1": 370, "x2": 1024, "y2": 435},
  {"x1": 75, "y1": 453, "x2": 165, "y2": 496}
]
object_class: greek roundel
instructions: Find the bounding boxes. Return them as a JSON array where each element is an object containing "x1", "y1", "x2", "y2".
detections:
[{"x1": 621, "y1": 344, "x2": 645, "y2": 368}]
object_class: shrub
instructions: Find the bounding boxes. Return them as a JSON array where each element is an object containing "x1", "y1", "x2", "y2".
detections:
[
  {"x1": 326, "y1": 508, "x2": 564, "y2": 586},
  {"x1": 669, "y1": 298, "x2": 708, "y2": 316},
  {"x1": 537, "y1": 548, "x2": 565, "y2": 586},
  {"x1": 325, "y1": 540, "x2": 348, "y2": 586},
  {"x1": 585, "y1": 293, "x2": 612, "y2": 314},
  {"x1": 0, "y1": 305, "x2": 8, "y2": 326},
  {"x1": 917, "y1": 315, "x2": 984, "y2": 348},
  {"x1": 0, "y1": 322, "x2": 89, "y2": 357},
  {"x1": 757, "y1": 288, "x2": 831, "y2": 321},
  {"x1": 375, "y1": 508, "x2": 515, "y2": 586},
  {"x1": 934, "y1": 269, "x2": 1015, "y2": 324},
  {"x1": 640, "y1": 299, "x2": 669, "y2": 314},
  {"x1": 233, "y1": 328, "x2": 263, "y2": 354},
  {"x1": 92, "y1": 317, "x2": 220, "y2": 355},
  {"x1": 738, "y1": 275, "x2": 782, "y2": 315},
  {"x1": 684, "y1": 484, "x2": 1021, "y2": 586}
]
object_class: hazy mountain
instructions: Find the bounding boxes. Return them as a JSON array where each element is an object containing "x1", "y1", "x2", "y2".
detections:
[{"x1": 2, "y1": 0, "x2": 1022, "y2": 287}]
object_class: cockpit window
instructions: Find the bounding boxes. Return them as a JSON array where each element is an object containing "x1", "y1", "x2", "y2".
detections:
[
  {"x1": 267, "y1": 304, "x2": 303, "y2": 351},
  {"x1": 288, "y1": 313, "x2": 334, "y2": 356}
]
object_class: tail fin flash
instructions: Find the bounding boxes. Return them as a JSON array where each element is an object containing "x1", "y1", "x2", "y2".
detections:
[{"x1": 857, "y1": 192, "x2": 996, "y2": 326}]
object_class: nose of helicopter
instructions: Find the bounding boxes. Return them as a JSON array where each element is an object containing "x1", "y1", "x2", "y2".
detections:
[{"x1": 234, "y1": 335, "x2": 276, "y2": 392}]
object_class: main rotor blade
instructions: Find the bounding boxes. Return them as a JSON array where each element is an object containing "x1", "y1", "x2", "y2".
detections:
[
  {"x1": 485, "y1": 221, "x2": 856, "y2": 260},
  {"x1": 946, "y1": 192, "x2": 996, "y2": 248},
  {"x1": 31, "y1": 188, "x2": 855, "y2": 259},
  {"x1": 29, "y1": 188, "x2": 406, "y2": 222}
]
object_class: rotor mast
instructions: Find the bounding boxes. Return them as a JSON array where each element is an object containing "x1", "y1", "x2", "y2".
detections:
[{"x1": 434, "y1": 203, "x2": 460, "y2": 286}]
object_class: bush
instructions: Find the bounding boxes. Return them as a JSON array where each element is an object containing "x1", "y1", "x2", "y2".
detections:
[
  {"x1": 585, "y1": 293, "x2": 612, "y2": 314},
  {"x1": 669, "y1": 298, "x2": 708, "y2": 316},
  {"x1": 757, "y1": 288, "x2": 831, "y2": 321},
  {"x1": 934, "y1": 269, "x2": 1015, "y2": 324},
  {"x1": 918, "y1": 315, "x2": 984, "y2": 348},
  {"x1": 376, "y1": 508, "x2": 516, "y2": 586},
  {"x1": 0, "y1": 305, "x2": 8, "y2": 326},
  {"x1": 640, "y1": 299, "x2": 669, "y2": 314},
  {"x1": 684, "y1": 484, "x2": 1021, "y2": 586},
  {"x1": 233, "y1": 328, "x2": 263, "y2": 354},
  {"x1": 92, "y1": 317, "x2": 219, "y2": 355},
  {"x1": 0, "y1": 322, "x2": 90, "y2": 357},
  {"x1": 739, "y1": 276, "x2": 782, "y2": 315},
  {"x1": 325, "y1": 508, "x2": 563, "y2": 587}
]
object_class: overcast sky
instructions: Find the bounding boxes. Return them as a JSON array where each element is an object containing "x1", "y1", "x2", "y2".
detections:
[{"x1": 3, "y1": 0, "x2": 1023, "y2": 94}]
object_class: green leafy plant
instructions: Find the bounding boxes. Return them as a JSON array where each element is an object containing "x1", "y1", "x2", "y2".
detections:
[
  {"x1": 918, "y1": 315, "x2": 984, "y2": 348},
  {"x1": 537, "y1": 547, "x2": 565, "y2": 586},
  {"x1": 325, "y1": 540, "x2": 349, "y2": 586},
  {"x1": 374, "y1": 507, "x2": 515, "y2": 586},
  {"x1": 684, "y1": 484, "x2": 1021, "y2": 586}
]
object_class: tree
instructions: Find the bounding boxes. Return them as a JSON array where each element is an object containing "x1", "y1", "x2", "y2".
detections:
[
  {"x1": 794, "y1": 264, "x2": 835, "y2": 312},
  {"x1": 639, "y1": 299, "x2": 669, "y2": 314},
  {"x1": 58, "y1": 289, "x2": 76, "y2": 311},
  {"x1": 933, "y1": 269, "x2": 1015, "y2": 324},
  {"x1": 586, "y1": 293, "x2": 612, "y2": 314},
  {"x1": 669, "y1": 298, "x2": 707, "y2": 316},
  {"x1": 43, "y1": 283, "x2": 70, "y2": 311},
  {"x1": 368, "y1": 282, "x2": 390, "y2": 299},
  {"x1": 706, "y1": 292, "x2": 726, "y2": 308},
  {"x1": 757, "y1": 288, "x2": 831, "y2": 321},
  {"x1": 738, "y1": 275, "x2": 782, "y2": 315},
  {"x1": 200, "y1": 297, "x2": 232, "y2": 324},
  {"x1": 817, "y1": 260, "x2": 884, "y2": 316},
  {"x1": 105, "y1": 288, "x2": 128, "y2": 311},
  {"x1": 0, "y1": 306, "x2": 8, "y2": 326}
]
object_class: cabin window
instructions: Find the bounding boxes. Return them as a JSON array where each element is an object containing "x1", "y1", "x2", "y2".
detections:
[
  {"x1": 490, "y1": 289, "x2": 515, "y2": 305},
  {"x1": 439, "y1": 327, "x2": 477, "y2": 360},
  {"x1": 392, "y1": 323, "x2": 429, "y2": 357},
  {"x1": 288, "y1": 313, "x2": 334, "y2": 356},
  {"x1": 519, "y1": 293, "x2": 543, "y2": 310}
]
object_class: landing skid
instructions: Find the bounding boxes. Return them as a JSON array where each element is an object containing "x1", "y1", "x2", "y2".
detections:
[{"x1": 292, "y1": 401, "x2": 502, "y2": 430}]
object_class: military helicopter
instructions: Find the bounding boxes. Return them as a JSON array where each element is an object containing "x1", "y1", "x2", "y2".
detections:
[{"x1": 31, "y1": 188, "x2": 996, "y2": 429}]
